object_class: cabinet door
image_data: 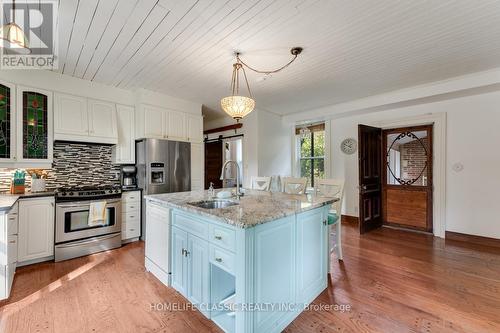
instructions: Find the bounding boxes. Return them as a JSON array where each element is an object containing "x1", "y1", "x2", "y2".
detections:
[
  {"x1": 0, "y1": 80, "x2": 16, "y2": 163},
  {"x1": 143, "y1": 105, "x2": 165, "y2": 139},
  {"x1": 113, "y1": 104, "x2": 135, "y2": 164},
  {"x1": 171, "y1": 226, "x2": 188, "y2": 296},
  {"x1": 145, "y1": 202, "x2": 170, "y2": 273},
  {"x1": 187, "y1": 234, "x2": 209, "y2": 310},
  {"x1": 186, "y1": 115, "x2": 203, "y2": 143},
  {"x1": 54, "y1": 93, "x2": 88, "y2": 137},
  {"x1": 18, "y1": 197, "x2": 55, "y2": 262},
  {"x1": 16, "y1": 86, "x2": 53, "y2": 165},
  {"x1": 191, "y1": 143, "x2": 203, "y2": 190},
  {"x1": 296, "y1": 209, "x2": 326, "y2": 301},
  {"x1": 167, "y1": 110, "x2": 186, "y2": 140},
  {"x1": 88, "y1": 99, "x2": 117, "y2": 141}
]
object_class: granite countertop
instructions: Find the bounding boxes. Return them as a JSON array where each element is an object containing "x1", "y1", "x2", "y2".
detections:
[
  {"x1": 0, "y1": 190, "x2": 56, "y2": 212},
  {"x1": 145, "y1": 189, "x2": 338, "y2": 228}
]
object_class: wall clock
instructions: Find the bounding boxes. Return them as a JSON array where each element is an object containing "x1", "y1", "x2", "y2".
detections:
[{"x1": 340, "y1": 138, "x2": 357, "y2": 155}]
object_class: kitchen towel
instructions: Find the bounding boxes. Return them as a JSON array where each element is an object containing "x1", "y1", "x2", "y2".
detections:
[{"x1": 88, "y1": 201, "x2": 107, "y2": 227}]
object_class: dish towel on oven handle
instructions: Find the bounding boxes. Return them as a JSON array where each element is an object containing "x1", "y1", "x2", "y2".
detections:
[{"x1": 88, "y1": 201, "x2": 107, "y2": 227}]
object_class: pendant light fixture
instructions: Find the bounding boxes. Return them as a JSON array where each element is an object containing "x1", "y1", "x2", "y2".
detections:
[
  {"x1": 0, "y1": 0, "x2": 31, "y2": 54},
  {"x1": 220, "y1": 57, "x2": 255, "y2": 122},
  {"x1": 221, "y1": 47, "x2": 303, "y2": 122}
]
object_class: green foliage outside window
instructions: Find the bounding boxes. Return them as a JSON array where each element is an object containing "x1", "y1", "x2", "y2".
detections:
[{"x1": 299, "y1": 130, "x2": 325, "y2": 187}]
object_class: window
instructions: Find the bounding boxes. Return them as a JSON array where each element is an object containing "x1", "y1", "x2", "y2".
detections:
[{"x1": 296, "y1": 123, "x2": 325, "y2": 187}]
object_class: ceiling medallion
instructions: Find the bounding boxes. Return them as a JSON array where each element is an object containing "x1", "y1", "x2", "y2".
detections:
[{"x1": 221, "y1": 47, "x2": 303, "y2": 122}]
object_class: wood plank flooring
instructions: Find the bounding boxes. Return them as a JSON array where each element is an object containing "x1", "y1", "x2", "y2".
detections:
[{"x1": 1, "y1": 223, "x2": 500, "y2": 333}]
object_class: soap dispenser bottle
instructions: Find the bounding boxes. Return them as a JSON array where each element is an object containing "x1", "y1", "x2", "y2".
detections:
[{"x1": 208, "y1": 182, "x2": 215, "y2": 198}]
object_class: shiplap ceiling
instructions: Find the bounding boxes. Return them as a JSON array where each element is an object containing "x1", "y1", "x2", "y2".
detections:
[{"x1": 54, "y1": 0, "x2": 500, "y2": 119}]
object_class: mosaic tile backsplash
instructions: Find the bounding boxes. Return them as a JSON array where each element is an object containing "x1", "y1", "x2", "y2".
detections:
[{"x1": 0, "y1": 142, "x2": 120, "y2": 192}]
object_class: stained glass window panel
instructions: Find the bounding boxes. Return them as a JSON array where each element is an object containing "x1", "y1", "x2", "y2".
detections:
[
  {"x1": 23, "y1": 91, "x2": 48, "y2": 159},
  {"x1": 0, "y1": 84, "x2": 11, "y2": 158}
]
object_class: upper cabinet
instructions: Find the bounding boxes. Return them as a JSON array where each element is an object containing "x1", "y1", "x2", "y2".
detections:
[
  {"x1": 186, "y1": 114, "x2": 203, "y2": 143},
  {"x1": 0, "y1": 80, "x2": 16, "y2": 163},
  {"x1": 136, "y1": 104, "x2": 203, "y2": 143},
  {"x1": 54, "y1": 93, "x2": 88, "y2": 137},
  {"x1": 16, "y1": 86, "x2": 53, "y2": 167},
  {"x1": 112, "y1": 105, "x2": 135, "y2": 164},
  {"x1": 54, "y1": 93, "x2": 118, "y2": 144},
  {"x1": 168, "y1": 111, "x2": 186, "y2": 141},
  {"x1": 88, "y1": 99, "x2": 117, "y2": 141}
]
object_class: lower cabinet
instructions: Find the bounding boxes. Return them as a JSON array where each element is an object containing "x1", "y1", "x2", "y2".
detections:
[
  {"x1": 171, "y1": 226, "x2": 210, "y2": 316},
  {"x1": 0, "y1": 203, "x2": 18, "y2": 300},
  {"x1": 18, "y1": 197, "x2": 55, "y2": 263},
  {"x1": 121, "y1": 191, "x2": 141, "y2": 241}
]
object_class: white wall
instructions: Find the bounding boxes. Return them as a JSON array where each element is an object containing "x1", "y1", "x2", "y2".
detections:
[
  {"x1": 328, "y1": 91, "x2": 500, "y2": 239},
  {"x1": 257, "y1": 111, "x2": 292, "y2": 178},
  {"x1": 204, "y1": 109, "x2": 292, "y2": 188}
]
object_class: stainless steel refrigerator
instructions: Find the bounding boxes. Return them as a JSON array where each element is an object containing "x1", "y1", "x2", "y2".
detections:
[{"x1": 136, "y1": 139, "x2": 191, "y2": 239}]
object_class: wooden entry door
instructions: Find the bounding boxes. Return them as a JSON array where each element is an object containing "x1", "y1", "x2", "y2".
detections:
[
  {"x1": 382, "y1": 125, "x2": 433, "y2": 232},
  {"x1": 358, "y1": 125, "x2": 383, "y2": 234},
  {"x1": 204, "y1": 141, "x2": 223, "y2": 189}
]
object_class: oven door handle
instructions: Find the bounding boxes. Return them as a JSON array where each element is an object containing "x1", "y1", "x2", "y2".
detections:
[
  {"x1": 56, "y1": 233, "x2": 120, "y2": 248},
  {"x1": 57, "y1": 199, "x2": 121, "y2": 208}
]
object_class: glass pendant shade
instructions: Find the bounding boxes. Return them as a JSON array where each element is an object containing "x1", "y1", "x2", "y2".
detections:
[
  {"x1": 0, "y1": 22, "x2": 30, "y2": 54},
  {"x1": 220, "y1": 95, "x2": 255, "y2": 121}
]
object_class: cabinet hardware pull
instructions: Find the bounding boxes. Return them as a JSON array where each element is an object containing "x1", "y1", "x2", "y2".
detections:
[
  {"x1": 130, "y1": 229, "x2": 135, "y2": 231},
  {"x1": 9, "y1": 240, "x2": 15, "y2": 243},
  {"x1": 323, "y1": 220, "x2": 327, "y2": 226},
  {"x1": 181, "y1": 248, "x2": 186, "y2": 256},
  {"x1": 215, "y1": 257, "x2": 223, "y2": 262},
  {"x1": 185, "y1": 251, "x2": 190, "y2": 257},
  {"x1": 214, "y1": 235, "x2": 222, "y2": 240}
]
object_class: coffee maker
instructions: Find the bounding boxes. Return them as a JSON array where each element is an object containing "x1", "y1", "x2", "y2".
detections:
[{"x1": 121, "y1": 166, "x2": 137, "y2": 189}]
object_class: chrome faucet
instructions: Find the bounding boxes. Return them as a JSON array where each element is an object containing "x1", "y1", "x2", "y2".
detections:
[{"x1": 220, "y1": 160, "x2": 242, "y2": 198}]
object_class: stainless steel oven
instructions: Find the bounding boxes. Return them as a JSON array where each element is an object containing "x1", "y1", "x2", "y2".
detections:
[
  {"x1": 55, "y1": 198, "x2": 121, "y2": 243},
  {"x1": 54, "y1": 186, "x2": 122, "y2": 262}
]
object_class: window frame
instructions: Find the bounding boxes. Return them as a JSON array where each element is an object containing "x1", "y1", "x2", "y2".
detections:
[{"x1": 294, "y1": 123, "x2": 327, "y2": 188}]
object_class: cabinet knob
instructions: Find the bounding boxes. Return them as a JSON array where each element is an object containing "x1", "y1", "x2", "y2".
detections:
[
  {"x1": 215, "y1": 257, "x2": 223, "y2": 263},
  {"x1": 129, "y1": 228, "x2": 135, "y2": 231},
  {"x1": 214, "y1": 235, "x2": 222, "y2": 240}
]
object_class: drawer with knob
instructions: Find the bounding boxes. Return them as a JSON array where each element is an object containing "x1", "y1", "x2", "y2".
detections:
[
  {"x1": 209, "y1": 244, "x2": 235, "y2": 274},
  {"x1": 121, "y1": 217, "x2": 140, "y2": 240},
  {"x1": 209, "y1": 224, "x2": 235, "y2": 252}
]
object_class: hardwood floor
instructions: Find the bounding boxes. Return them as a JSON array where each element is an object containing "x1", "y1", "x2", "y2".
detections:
[{"x1": 1, "y1": 224, "x2": 500, "y2": 332}]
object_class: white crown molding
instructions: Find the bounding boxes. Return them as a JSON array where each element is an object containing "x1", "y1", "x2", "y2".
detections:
[{"x1": 283, "y1": 67, "x2": 500, "y2": 123}]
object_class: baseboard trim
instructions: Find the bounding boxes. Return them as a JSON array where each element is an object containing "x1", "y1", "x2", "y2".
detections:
[
  {"x1": 446, "y1": 231, "x2": 500, "y2": 249},
  {"x1": 342, "y1": 215, "x2": 358, "y2": 224}
]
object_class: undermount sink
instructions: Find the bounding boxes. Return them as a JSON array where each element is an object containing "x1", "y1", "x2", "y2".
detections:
[{"x1": 188, "y1": 199, "x2": 239, "y2": 209}]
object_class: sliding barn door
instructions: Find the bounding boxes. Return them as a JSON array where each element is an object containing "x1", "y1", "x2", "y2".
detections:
[{"x1": 358, "y1": 125, "x2": 383, "y2": 234}]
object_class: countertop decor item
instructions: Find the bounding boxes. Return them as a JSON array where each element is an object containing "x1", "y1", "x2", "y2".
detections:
[
  {"x1": 10, "y1": 169, "x2": 26, "y2": 194},
  {"x1": 27, "y1": 169, "x2": 48, "y2": 192}
]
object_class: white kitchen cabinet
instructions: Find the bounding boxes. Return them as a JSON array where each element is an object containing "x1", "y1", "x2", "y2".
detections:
[
  {"x1": 54, "y1": 93, "x2": 118, "y2": 144},
  {"x1": 141, "y1": 105, "x2": 165, "y2": 139},
  {"x1": 121, "y1": 190, "x2": 141, "y2": 241},
  {"x1": 16, "y1": 86, "x2": 53, "y2": 168},
  {"x1": 191, "y1": 143, "x2": 204, "y2": 190},
  {"x1": 0, "y1": 204, "x2": 19, "y2": 300},
  {"x1": 0, "y1": 80, "x2": 17, "y2": 165},
  {"x1": 54, "y1": 92, "x2": 89, "y2": 137},
  {"x1": 88, "y1": 99, "x2": 118, "y2": 142},
  {"x1": 112, "y1": 104, "x2": 135, "y2": 164},
  {"x1": 18, "y1": 197, "x2": 55, "y2": 264},
  {"x1": 136, "y1": 104, "x2": 203, "y2": 143},
  {"x1": 145, "y1": 200, "x2": 170, "y2": 286},
  {"x1": 186, "y1": 115, "x2": 203, "y2": 143},
  {"x1": 167, "y1": 110, "x2": 186, "y2": 140}
]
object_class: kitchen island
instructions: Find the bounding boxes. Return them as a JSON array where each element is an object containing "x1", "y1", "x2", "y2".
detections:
[{"x1": 144, "y1": 189, "x2": 337, "y2": 333}]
